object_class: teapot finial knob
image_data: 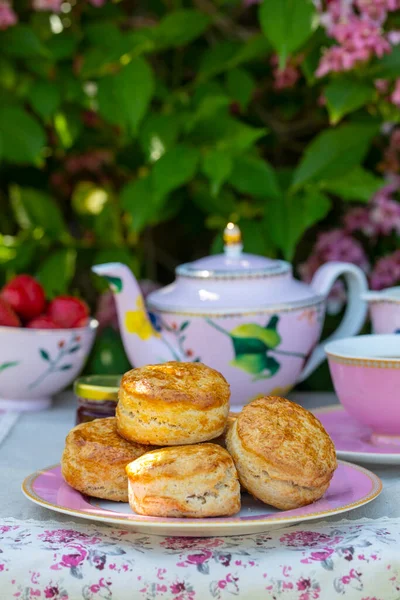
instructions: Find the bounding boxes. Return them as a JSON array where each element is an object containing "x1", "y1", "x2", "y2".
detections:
[{"x1": 223, "y1": 223, "x2": 243, "y2": 257}]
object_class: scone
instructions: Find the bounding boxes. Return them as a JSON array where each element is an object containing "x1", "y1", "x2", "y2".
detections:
[
  {"x1": 226, "y1": 397, "x2": 337, "y2": 510},
  {"x1": 61, "y1": 417, "x2": 155, "y2": 502},
  {"x1": 126, "y1": 443, "x2": 241, "y2": 517},
  {"x1": 211, "y1": 413, "x2": 237, "y2": 449},
  {"x1": 117, "y1": 362, "x2": 230, "y2": 445}
]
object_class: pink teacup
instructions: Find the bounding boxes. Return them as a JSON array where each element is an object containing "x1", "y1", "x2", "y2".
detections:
[
  {"x1": 325, "y1": 335, "x2": 400, "y2": 445},
  {"x1": 362, "y1": 287, "x2": 400, "y2": 334}
]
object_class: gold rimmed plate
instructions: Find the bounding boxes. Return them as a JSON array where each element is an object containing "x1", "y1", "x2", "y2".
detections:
[{"x1": 22, "y1": 461, "x2": 382, "y2": 537}]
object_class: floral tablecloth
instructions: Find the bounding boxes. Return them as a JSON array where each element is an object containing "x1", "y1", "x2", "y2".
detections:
[{"x1": 2, "y1": 517, "x2": 400, "y2": 600}]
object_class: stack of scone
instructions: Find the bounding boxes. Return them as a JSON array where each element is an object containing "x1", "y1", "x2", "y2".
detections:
[{"x1": 61, "y1": 361, "x2": 337, "y2": 518}]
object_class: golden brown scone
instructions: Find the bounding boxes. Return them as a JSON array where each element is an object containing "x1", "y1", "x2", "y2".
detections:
[
  {"x1": 226, "y1": 397, "x2": 337, "y2": 510},
  {"x1": 61, "y1": 417, "x2": 155, "y2": 502},
  {"x1": 211, "y1": 413, "x2": 237, "y2": 449},
  {"x1": 126, "y1": 443, "x2": 240, "y2": 517},
  {"x1": 117, "y1": 362, "x2": 230, "y2": 445}
]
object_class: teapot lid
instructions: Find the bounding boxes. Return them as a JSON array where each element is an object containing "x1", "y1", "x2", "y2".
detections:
[{"x1": 177, "y1": 223, "x2": 289, "y2": 279}]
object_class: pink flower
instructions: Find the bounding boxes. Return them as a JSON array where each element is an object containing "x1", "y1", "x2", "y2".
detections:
[
  {"x1": 297, "y1": 577, "x2": 312, "y2": 591},
  {"x1": 39, "y1": 529, "x2": 101, "y2": 546},
  {"x1": 32, "y1": 0, "x2": 62, "y2": 11},
  {"x1": 356, "y1": 0, "x2": 390, "y2": 24},
  {"x1": 280, "y1": 531, "x2": 342, "y2": 548},
  {"x1": 309, "y1": 549, "x2": 334, "y2": 561},
  {"x1": 170, "y1": 582, "x2": 187, "y2": 594},
  {"x1": 370, "y1": 250, "x2": 400, "y2": 289},
  {"x1": 316, "y1": 16, "x2": 391, "y2": 77},
  {"x1": 370, "y1": 190, "x2": 400, "y2": 234},
  {"x1": 388, "y1": 30, "x2": 400, "y2": 44},
  {"x1": 344, "y1": 206, "x2": 376, "y2": 235},
  {"x1": 375, "y1": 78, "x2": 390, "y2": 93},
  {"x1": 218, "y1": 580, "x2": 227, "y2": 589},
  {"x1": 319, "y1": 230, "x2": 368, "y2": 263},
  {"x1": 0, "y1": 1, "x2": 17, "y2": 30},
  {"x1": 60, "y1": 544, "x2": 88, "y2": 568},
  {"x1": 271, "y1": 54, "x2": 300, "y2": 90},
  {"x1": 161, "y1": 536, "x2": 223, "y2": 551},
  {"x1": 186, "y1": 550, "x2": 212, "y2": 565},
  {"x1": 391, "y1": 79, "x2": 400, "y2": 106}
]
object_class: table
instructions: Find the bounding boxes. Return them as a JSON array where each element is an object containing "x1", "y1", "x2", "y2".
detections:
[{"x1": 1, "y1": 392, "x2": 400, "y2": 599}]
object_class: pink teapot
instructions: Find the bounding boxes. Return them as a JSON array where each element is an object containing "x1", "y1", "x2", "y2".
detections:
[{"x1": 93, "y1": 224, "x2": 368, "y2": 406}]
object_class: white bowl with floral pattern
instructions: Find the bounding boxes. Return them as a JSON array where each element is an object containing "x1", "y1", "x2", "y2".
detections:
[{"x1": 0, "y1": 320, "x2": 98, "y2": 411}]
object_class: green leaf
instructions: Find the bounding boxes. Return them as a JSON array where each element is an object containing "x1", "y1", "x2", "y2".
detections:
[
  {"x1": 10, "y1": 186, "x2": 67, "y2": 239},
  {"x1": 229, "y1": 155, "x2": 281, "y2": 199},
  {"x1": 202, "y1": 150, "x2": 233, "y2": 196},
  {"x1": 46, "y1": 34, "x2": 79, "y2": 61},
  {"x1": 231, "y1": 35, "x2": 271, "y2": 66},
  {"x1": 265, "y1": 189, "x2": 331, "y2": 260},
  {"x1": 152, "y1": 144, "x2": 199, "y2": 201},
  {"x1": 93, "y1": 250, "x2": 140, "y2": 280},
  {"x1": 97, "y1": 57, "x2": 154, "y2": 133},
  {"x1": 36, "y1": 249, "x2": 77, "y2": 298},
  {"x1": 230, "y1": 353, "x2": 275, "y2": 376},
  {"x1": 230, "y1": 324, "x2": 281, "y2": 348},
  {"x1": 225, "y1": 68, "x2": 255, "y2": 109},
  {"x1": 121, "y1": 176, "x2": 161, "y2": 234},
  {"x1": 1, "y1": 25, "x2": 48, "y2": 58},
  {"x1": 192, "y1": 181, "x2": 237, "y2": 217},
  {"x1": 368, "y1": 45, "x2": 400, "y2": 79},
  {"x1": 325, "y1": 79, "x2": 375, "y2": 124},
  {"x1": 292, "y1": 123, "x2": 378, "y2": 190},
  {"x1": 0, "y1": 361, "x2": 19, "y2": 372},
  {"x1": 239, "y1": 219, "x2": 277, "y2": 256},
  {"x1": 186, "y1": 96, "x2": 230, "y2": 131},
  {"x1": 259, "y1": 0, "x2": 315, "y2": 67},
  {"x1": 198, "y1": 36, "x2": 271, "y2": 80},
  {"x1": 0, "y1": 106, "x2": 46, "y2": 164},
  {"x1": 30, "y1": 81, "x2": 61, "y2": 120},
  {"x1": 139, "y1": 113, "x2": 181, "y2": 163},
  {"x1": 198, "y1": 42, "x2": 240, "y2": 79},
  {"x1": 322, "y1": 167, "x2": 384, "y2": 202},
  {"x1": 40, "y1": 349, "x2": 50, "y2": 362},
  {"x1": 152, "y1": 10, "x2": 210, "y2": 47},
  {"x1": 68, "y1": 346, "x2": 80, "y2": 353},
  {"x1": 54, "y1": 110, "x2": 82, "y2": 149}
]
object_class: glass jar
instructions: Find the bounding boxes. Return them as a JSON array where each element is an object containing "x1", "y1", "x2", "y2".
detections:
[{"x1": 74, "y1": 375, "x2": 121, "y2": 425}]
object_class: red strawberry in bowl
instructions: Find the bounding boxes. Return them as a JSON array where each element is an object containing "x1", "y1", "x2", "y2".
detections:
[
  {"x1": 27, "y1": 315, "x2": 59, "y2": 329},
  {"x1": 1, "y1": 275, "x2": 46, "y2": 321},
  {"x1": 47, "y1": 296, "x2": 89, "y2": 328},
  {"x1": 0, "y1": 297, "x2": 21, "y2": 327}
]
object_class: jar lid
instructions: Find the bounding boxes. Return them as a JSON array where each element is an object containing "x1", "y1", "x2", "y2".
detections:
[{"x1": 74, "y1": 375, "x2": 121, "y2": 402}]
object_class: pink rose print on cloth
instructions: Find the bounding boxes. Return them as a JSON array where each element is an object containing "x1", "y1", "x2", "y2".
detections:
[{"x1": 1, "y1": 518, "x2": 400, "y2": 599}]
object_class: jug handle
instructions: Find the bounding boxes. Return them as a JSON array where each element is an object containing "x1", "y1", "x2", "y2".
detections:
[{"x1": 298, "y1": 262, "x2": 368, "y2": 382}]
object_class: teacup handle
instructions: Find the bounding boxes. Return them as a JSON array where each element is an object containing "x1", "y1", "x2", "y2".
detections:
[{"x1": 298, "y1": 262, "x2": 368, "y2": 382}]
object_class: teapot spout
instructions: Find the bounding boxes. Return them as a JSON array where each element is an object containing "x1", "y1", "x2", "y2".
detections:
[{"x1": 92, "y1": 262, "x2": 183, "y2": 367}]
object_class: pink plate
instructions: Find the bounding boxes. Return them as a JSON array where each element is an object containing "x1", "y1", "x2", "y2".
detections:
[
  {"x1": 313, "y1": 405, "x2": 400, "y2": 465},
  {"x1": 22, "y1": 462, "x2": 382, "y2": 537}
]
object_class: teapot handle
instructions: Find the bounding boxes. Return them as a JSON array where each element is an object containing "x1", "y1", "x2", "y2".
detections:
[{"x1": 298, "y1": 262, "x2": 368, "y2": 382}]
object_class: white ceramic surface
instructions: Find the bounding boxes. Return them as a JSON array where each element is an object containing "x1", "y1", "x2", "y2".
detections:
[{"x1": 0, "y1": 320, "x2": 97, "y2": 411}]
